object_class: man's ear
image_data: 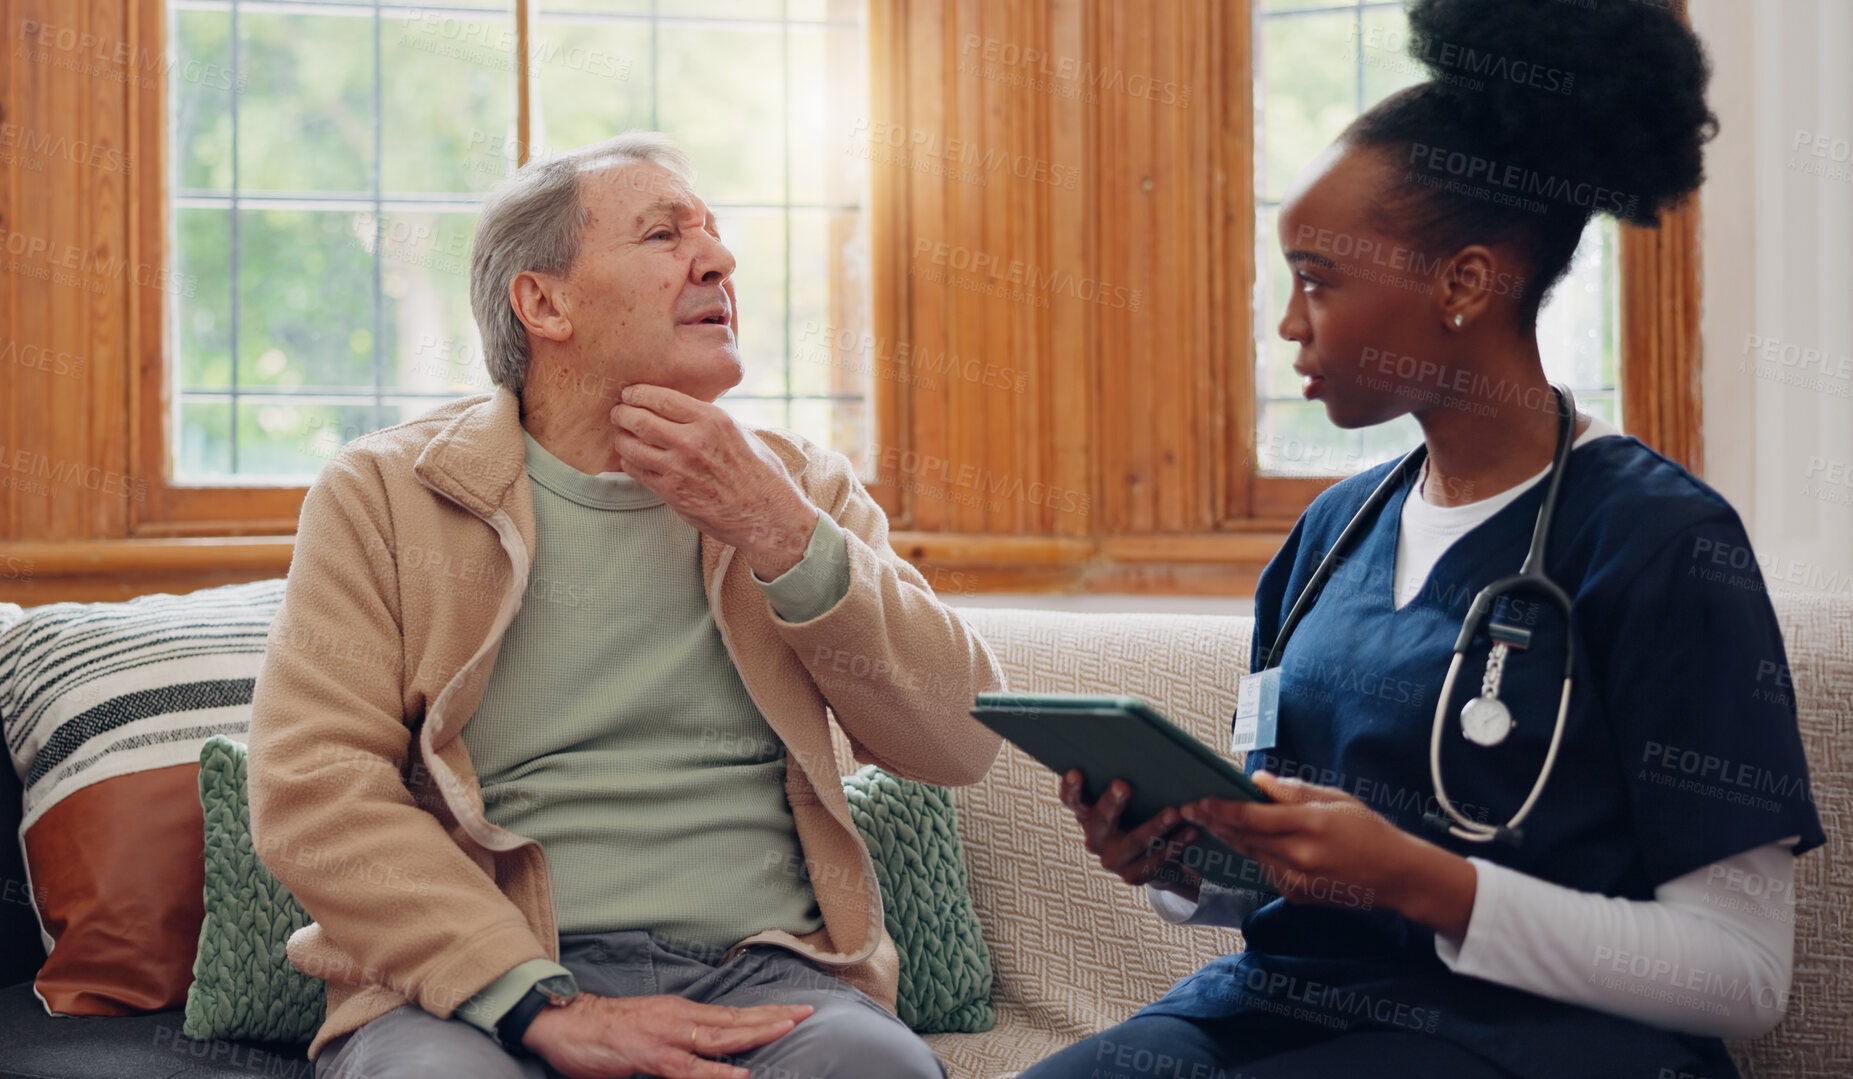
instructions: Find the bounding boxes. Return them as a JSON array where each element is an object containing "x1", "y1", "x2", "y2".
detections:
[{"x1": 510, "y1": 271, "x2": 573, "y2": 344}]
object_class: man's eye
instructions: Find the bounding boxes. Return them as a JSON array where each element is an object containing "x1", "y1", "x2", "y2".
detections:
[
  {"x1": 648, "y1": 229, "x2": 674, "y2": 241},
  {"x1": 1297, "y1": 274, "x2": 1324, "y2": 294}
]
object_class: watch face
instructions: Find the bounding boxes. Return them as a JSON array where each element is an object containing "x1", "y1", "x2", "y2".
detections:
[
  {"x1": 1460, "y1": 697, "x2": 1513, "y2": 747},
  {"x1": 536, "y1": 974, "x2": 579, "y2": 1002}
]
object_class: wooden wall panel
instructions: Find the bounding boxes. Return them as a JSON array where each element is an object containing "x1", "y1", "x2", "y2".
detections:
[
  {"x1": 872, "y1": 0, "x2": 1245, "y2": 553},
  {"x1": 1621, "y1": 203, "x2": 1704, "y2": 474},
  {"x1": 2, "y1": 0, "x2": 140, "y2": 543}
]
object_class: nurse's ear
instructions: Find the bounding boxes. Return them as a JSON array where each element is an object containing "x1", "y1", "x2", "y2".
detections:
[{"x1": 1435, "y1": 245, "x2": 1504, "y2": 336}]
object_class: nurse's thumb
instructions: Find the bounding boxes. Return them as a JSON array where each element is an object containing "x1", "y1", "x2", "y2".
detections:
[{"x1": 1252, "y1": 770, "x2": 1330, "y2": 803}]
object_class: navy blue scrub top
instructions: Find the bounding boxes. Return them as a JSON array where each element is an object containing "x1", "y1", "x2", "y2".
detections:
[{"x1": 1142, "y1": 435, "x2": 1826, "y2": 1079}]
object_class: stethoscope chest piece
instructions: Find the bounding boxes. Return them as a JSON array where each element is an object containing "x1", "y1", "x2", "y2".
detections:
[{"x1": 1460, "y1": 695, "x2": 1513, "y2": 747}]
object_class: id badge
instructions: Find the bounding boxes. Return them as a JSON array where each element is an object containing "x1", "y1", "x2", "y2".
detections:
[{"x1": 1231, "y1": 667, "x2": 1281, "y2": 754}]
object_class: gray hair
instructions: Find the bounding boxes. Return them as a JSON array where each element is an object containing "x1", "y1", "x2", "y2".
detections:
[{"x1": 468, "y1": 131, "x2": 696, "y2": 395}]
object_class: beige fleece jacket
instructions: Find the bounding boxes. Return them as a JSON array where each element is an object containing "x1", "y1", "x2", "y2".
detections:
[{"x1": 246, "y1": 389, "x2": 1004, "y2": 1060}]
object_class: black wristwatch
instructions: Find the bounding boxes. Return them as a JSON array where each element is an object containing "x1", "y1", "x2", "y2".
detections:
[{"x1": 496, "y1": 972, "x2": 579, "y2": 1053}]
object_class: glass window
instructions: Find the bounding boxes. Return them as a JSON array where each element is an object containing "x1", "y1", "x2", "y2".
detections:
[
  {"x1": 1253, "y1": 0, "x2": 1619, "y2": 476},
  {"x1": 167, "y1": 0, "x2": 870, "y2": 480}
]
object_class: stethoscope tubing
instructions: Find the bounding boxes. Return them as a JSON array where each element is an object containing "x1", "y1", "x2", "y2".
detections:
[{"x1": 1259, "y1": 383, "x2": 1581, "y2": 846}]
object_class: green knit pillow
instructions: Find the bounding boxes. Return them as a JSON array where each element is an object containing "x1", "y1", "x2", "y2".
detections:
[
  {"x1": 183, "y1": 736, "x2": 324, "y2": 1042},
  {"x1": 182, "y1": 744, "x2": 993, "y2": 1040},
  {"x1": 842, "y1": 765, "x2": 995, "y2": 1033}
]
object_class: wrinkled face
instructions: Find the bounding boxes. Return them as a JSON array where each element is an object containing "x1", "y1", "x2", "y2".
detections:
[
  {"x1": 1275, "y1": 143, "x2": 1452, "y2": 429},
  {"x1": 548, "y1": 162, "x2": 741, "y2": 402}
]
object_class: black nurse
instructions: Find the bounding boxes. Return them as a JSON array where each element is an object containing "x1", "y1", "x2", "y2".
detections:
[{"x1": 1023, "y1": 1, "x2": 1824, "y2": 1077}]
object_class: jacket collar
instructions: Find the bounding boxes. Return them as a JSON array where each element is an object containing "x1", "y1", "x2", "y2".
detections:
[{"x1": 412, "y1": 389, "x2": 537, "y2": 558}]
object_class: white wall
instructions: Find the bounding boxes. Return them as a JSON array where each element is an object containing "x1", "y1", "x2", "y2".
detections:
[{"x1": 1693, "y1": 0, "x2": 1853, "y2": 595}]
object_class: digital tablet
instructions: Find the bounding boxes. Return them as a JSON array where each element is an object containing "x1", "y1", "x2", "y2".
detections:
[{"x1": 970, "y1": 692, "x2": 1277, "y2": 894}]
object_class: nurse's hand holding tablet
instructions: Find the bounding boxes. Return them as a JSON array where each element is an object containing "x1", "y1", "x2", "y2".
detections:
[
  {"x1": 1062, "y1": 769, "x2": 1476, "y2": 937},
  {"x1": 1175, "y1": 773, "x2": 1475, "y2": 937},
  {"x1": 1057, "y1": 772, "x2": 1203, "y2": 901}
]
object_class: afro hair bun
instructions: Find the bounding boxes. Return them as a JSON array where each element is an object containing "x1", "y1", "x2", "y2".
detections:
[{"x1": 1401, "y1": 0, "x2": 1717, "y2": 225}]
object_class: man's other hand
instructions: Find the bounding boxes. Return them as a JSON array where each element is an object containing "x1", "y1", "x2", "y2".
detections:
[
  {"x1": 523, "y1": 992, "x2": 813, "y2": 1079},
  {"x1": 612, "y1": 384, "x2": 819, "y2": 580}
]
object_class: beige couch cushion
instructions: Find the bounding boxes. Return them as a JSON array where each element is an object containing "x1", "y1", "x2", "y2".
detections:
[
  {"x1": 899, "y1": 599, "x2": 1848, "y2": 1079},
  {"x1": 1729, "y1": 590, "x2": 1852, "y2": 1079},
  {"x1": 917, "y1": 611, "x2": 1253, "y2": 1079}
]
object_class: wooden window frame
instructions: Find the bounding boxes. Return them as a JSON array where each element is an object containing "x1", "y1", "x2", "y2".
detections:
[{"x1": 0, "y1": 0, "x2": 1700, "y2": 603}]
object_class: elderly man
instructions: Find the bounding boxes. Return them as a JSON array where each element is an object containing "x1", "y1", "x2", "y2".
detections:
[{"x1": 247, "y1": 132, "x2": 1003, "y2": 1079}]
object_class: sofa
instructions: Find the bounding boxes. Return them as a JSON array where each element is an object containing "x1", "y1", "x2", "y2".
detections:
[{"x1": 2, "y1": 593, "x2": 1848, "y2": 1078}]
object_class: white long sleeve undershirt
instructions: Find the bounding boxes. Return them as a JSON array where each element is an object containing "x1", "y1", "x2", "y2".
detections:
[{"x1": 1144, "y1": 840, "x2": 1798, "y2": 1038}]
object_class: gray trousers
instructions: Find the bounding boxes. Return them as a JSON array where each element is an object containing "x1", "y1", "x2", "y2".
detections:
[{"x1": 315, "y1": 930, "x2": 945, "y2": 1079}]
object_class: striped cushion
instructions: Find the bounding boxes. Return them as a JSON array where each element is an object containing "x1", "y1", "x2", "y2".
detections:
[{"x1": 0, "y1": 579, "x2": 285, "y2": 1014}]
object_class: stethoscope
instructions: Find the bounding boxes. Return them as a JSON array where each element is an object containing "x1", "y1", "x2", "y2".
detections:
[{"x1": 1257, "y1": 384, "x2": 1579, "y2": 846}]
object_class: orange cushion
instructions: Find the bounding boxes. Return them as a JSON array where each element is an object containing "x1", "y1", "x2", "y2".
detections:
[{"x1": 24, "y1": 764, "x2": 207, "y2": 1014}]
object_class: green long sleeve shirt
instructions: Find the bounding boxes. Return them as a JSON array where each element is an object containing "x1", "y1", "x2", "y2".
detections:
[{"x1": 452, "y1": 432, "x2": 848, "y2": 1039}]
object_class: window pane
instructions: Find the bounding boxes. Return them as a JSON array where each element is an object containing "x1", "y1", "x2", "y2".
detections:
[
  {"x1": 716, "y1": 211, "x2": 789, "y2": 399},
  {"x1": 530, "y1": 20, "x2": 653, "y2": 151},
  {"x1": 1259, "y1": 12, "x2": 1357, "y2": 203},
  {"x1": 383, "y1": 14, "x2": 515, "y2": 195},
  {"x1": 654, "y1": 25, "x2": 786, "y2": 205},
  {"x1": 168, "y1": 3, "x2": 873, "y2": 480},
  {"x1": 379, "y1": 209, "x2": 488, "y2": 393},
  {"x1": 171, "y1": 8, "x2": 233, "y2": 192},
  {"x1": 172, "y1": 208, "x2": 232, "y2": 389},
  {"x1": 789, "y1": 22, "x2": 867, "y2": 207},
  {"x1": 238, "y1": 12, "x2": 374, "y2": 193},
  {"x1": 178, "y1": 401, "x2": 232, "y2": 477},
  {"x1": 236, "y1": 209, "x2": 374, "y2": 391}
]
